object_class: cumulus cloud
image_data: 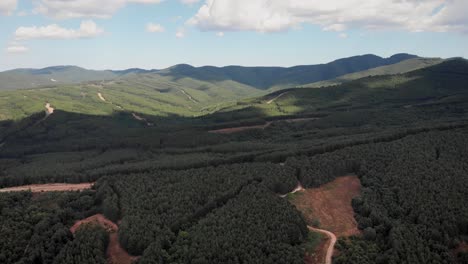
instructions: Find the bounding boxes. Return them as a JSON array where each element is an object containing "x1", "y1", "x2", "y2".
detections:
[
  {"x1": 6, "y1": 45, "x2": 29, "y2": 53},
  {"x1": 34, "y1": 0, "x2": 162, "y2": 19},
  {"x1": 176, "y1": 28, "x2": 185, "y2": 38},
  {"x1": 15, "y1": 20, "x2": 104, "y2": 40},
  {"x1": 146, "y1": 23, "x2": 165, "y2": 33},
  {"x1": 0, "y1": 0, "x2": 17, "y2": 15},
  {"x1": 188, "y1": 0, "x2": 468, "y2": 34}
]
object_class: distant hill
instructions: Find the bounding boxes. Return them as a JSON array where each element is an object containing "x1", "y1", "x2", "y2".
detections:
[
  {"x1": 206, "y1": 58, "x2": 468, "y2": 123},
  {"x1": 0, "y1": 66, "x2": 118, "y2": 90},
  {"x1": 157, "y1": 53, "x2": 419, "y2": 90},
  {"x1": 0, "y1": 54, "x2": 418, "y2": 91},
  {"x1": 304, "y1": 57, "x2": 444, "y2": 87}
]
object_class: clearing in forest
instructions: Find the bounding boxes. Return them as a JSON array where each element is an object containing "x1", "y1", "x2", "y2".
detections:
[
  {"x1": 70, "y1": 214, "x2": 138, "y2": 264},
  {"x1": 0, "y1": 183, "x2": 94, "y2": 193},
  {"x1": 288, "y1": 175, "x2": 361, "y2": 263},
  {"x1": 291, "y1": 175, "x2": 362, "y2": 237}
]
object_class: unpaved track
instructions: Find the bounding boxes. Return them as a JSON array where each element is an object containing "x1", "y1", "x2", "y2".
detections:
[
  {"x1": 208, "y1": 117, "x2": 318, "y2": 134},
  {"x1": 0, "y1": 183, "x2": 93, "y2": 193},
  {"x1": 281, "y1": 179, "x2": 340, "y2": 264},
  {"x1": 308, "y1": 226, "x2": 337, "y2": 264},
  {"x1": 267, "y1": 92, "x2": 288, "y2": 104},
  {"x1": 70, "y1": 214, "x2": 138, "y2": 264},
  {"x1": 44, "y1": 103, "x2": 54, "y2": 118},
  {"x1": 98, "y1": 93, "x2": 106, "y2": 102},
  {"x1": 280, "y1": 182, "x2": 304, "y2": 198}
]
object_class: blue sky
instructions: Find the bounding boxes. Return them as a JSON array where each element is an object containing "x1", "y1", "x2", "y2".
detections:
[{"x1": 1, "y1": 0, "x2": 467, "y2": 71}]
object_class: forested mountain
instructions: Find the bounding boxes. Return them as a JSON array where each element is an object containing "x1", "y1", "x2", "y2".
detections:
[
  {"x1": 0, "y1": 56, "x2": 467, "y2": 263},
  {"x1": 0, "y1": 66, "x2": 118, "y2": 90},
  {"x1": 0, "y1": 53, "x2": 417, "y2": 92},
  {"x1": 158, "y1": 53, "x2": 418, "y2": 90}
]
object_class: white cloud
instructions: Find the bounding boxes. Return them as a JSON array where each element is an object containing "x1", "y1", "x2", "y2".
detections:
[
  {"x1": 146, "y1": 23, "x2": 165, "y2": 33},
  {"x1": 181, "y1": 0, "x2": 200, "y2": 5},
  {"x1": 34, "y1": 0, "x2": 163, "y2": 19},
  {"x1": 339, "y1": 33, "x2": 348, "y2": 39},
  {"x1": 188, "y1": 0, "x2": 468, "y2": 34},
  {"x1": 17, "y1": 10, "x2": 28, "y2": 17},
  {"x1": 6, "y1": 45, "x2": 29, "y2": 53},
  {"x1": 15, "y1": 20, "x2": 104, "y2": 40},
  {"x1": 176, "y1": 28, "x2": 185, "y2": 38},
  {"x1": 0, "y1": 0, "x2": 17, "y2": 15},
  {"x1": 216, "y1": 31, "x2": 224, "y2": 37}
]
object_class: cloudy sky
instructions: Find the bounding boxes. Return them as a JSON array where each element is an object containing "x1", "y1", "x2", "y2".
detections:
[{"x1": 1, "y1": 0, "x2": 467, "y2": 70}]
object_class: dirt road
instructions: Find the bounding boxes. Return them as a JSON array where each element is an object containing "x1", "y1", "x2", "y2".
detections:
[
  {"x1": 0, "y1": 182, "x2": 94, "y2": 193},
  {"x1": 70, "y1": 214, "x2": 138, "y2": 264},
  {"x1": 267, "y1": 92, "x2": 288, "y2": 104},
  {"x1": 208, "y1": 117, "x2": 317, "y2": 134},
  {"x1": 98, "y1": 93, "x2": 106, "y2": 102},
  {"x1": 280, "y1": 182, "x2": 304, "y2": 198},
  {"x1": 308, "y1": 226, "x2": 337, "y2": 264}
]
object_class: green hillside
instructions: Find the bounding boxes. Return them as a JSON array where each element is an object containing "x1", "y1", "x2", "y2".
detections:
[
  {"x1": 0, "y1": 66, "x2": 119, "y2": 90},
  {"x1": 304, "y1": 57, "x2": 444, "y2": 87},
  {"x1": 1, "y1": 58, "x2": 468, "y2": 264}
]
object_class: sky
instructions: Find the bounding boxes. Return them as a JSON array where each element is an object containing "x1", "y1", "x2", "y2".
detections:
[{"x1": 1, "y1": 0, "x2": 467, "y2": 71}]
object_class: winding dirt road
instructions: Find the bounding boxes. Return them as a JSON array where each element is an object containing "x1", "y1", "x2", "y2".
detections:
[
  {"x1": 307, "y1": 226, "x2": 337, "y2": 264},
  {"x1": 281, "y1": 181, "x2": 338, "y2": 264},
  {"x1": 70, "y1": 214, "x2": 138, "y2": 264}
]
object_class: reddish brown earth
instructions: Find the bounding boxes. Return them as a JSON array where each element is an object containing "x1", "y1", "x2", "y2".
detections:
[
  {"x1": 291, "y1": 175, "x2": 362, "y2": 237},
  {"x1": 288, "y1": 175, "x2": 362, "y2": 264},
  {"x1": 70, "y1": 214, "x2": 138, "y2": 264},
  {"x1": 0, "y1": 182, "x2": 94, "y2": 193},
  {"x1": 305, "y1": 234, "x2": 328, "y2": 264},
  {"x1": 208, "y1": 117, "x2": 318, "y2": 134}
]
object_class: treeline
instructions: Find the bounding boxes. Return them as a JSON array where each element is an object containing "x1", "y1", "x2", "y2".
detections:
[
  {"x1": 53, "y1": 224, "x2": 109, "y2": 264},
  {"x1": 94, "y1": 163, "x2": 306, "y2": 262},
  {"x1": 0, "y1": 190, "x2": 98, "y2": 263}
]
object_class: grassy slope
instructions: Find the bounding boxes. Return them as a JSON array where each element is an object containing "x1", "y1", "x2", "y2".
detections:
[
  {"x1": 0, "y1": 56, "x2": 448, "y2": 122},
  {"x1": 0, "y1": 66, "x2": 117, "y2": 91},
  {"x1": 303, "y1": 58, "x2": 444, "y2": 88},
  {"x1": 206, "y1": 59, "x2": 468, "y2": 122}
]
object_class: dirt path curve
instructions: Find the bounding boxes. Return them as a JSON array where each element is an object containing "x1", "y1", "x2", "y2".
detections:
[
  {"x1": 98, "y1": 93, "x2": 106, "y2": 102},
  {"x1": 267, "y1": 92, "x2": 288, "y2": 104},
  {"x1": 280, "y1": 180, "x2": 338, "y2": 264},
  {"x1": 0, "y1": 182, "x2": 94, "y2": 193},
  {"x1": 307, "y1": 226, "x2": 337, "y2": 264},
  {"x1": 280, "y1": 182, "x2": 304, "y2": 198},
  {"x1": 70, "y1": 214, "x2": 138, "y2": 264}
]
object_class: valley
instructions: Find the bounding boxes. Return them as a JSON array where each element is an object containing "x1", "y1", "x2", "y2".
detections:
[{"x1": 0, "y1": 55, "x2": 467, "y2": 264}]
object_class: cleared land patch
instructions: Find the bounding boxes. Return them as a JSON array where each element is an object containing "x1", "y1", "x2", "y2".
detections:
[{"x1": 0, "y1": 182, "x2": 94, "y2": 193}]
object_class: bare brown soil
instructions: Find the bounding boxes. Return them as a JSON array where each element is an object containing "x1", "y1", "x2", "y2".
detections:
[
  {"x1": 305, "y1": 233, "x2": 329, "y2": 264},
  {"x1": 291, "y1": 175, "x2": 362, "y2": 237},
  {"x1": 208, "y1": 117, "x2": 318, "y2": 134},
  {"x1": 70, "y1": 214, "x2": 138, "y2": 264},
  {"x1": 0, "y1": 182, "x2": 94, "y2": 193},
  {"x1": 208, "y1": 122, "x2": 272, "y2": 134}
]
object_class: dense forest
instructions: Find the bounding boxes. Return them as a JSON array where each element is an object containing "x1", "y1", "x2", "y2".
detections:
[{"x1": 0, "y1": 59, "x2": 468, "y2": 263}]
